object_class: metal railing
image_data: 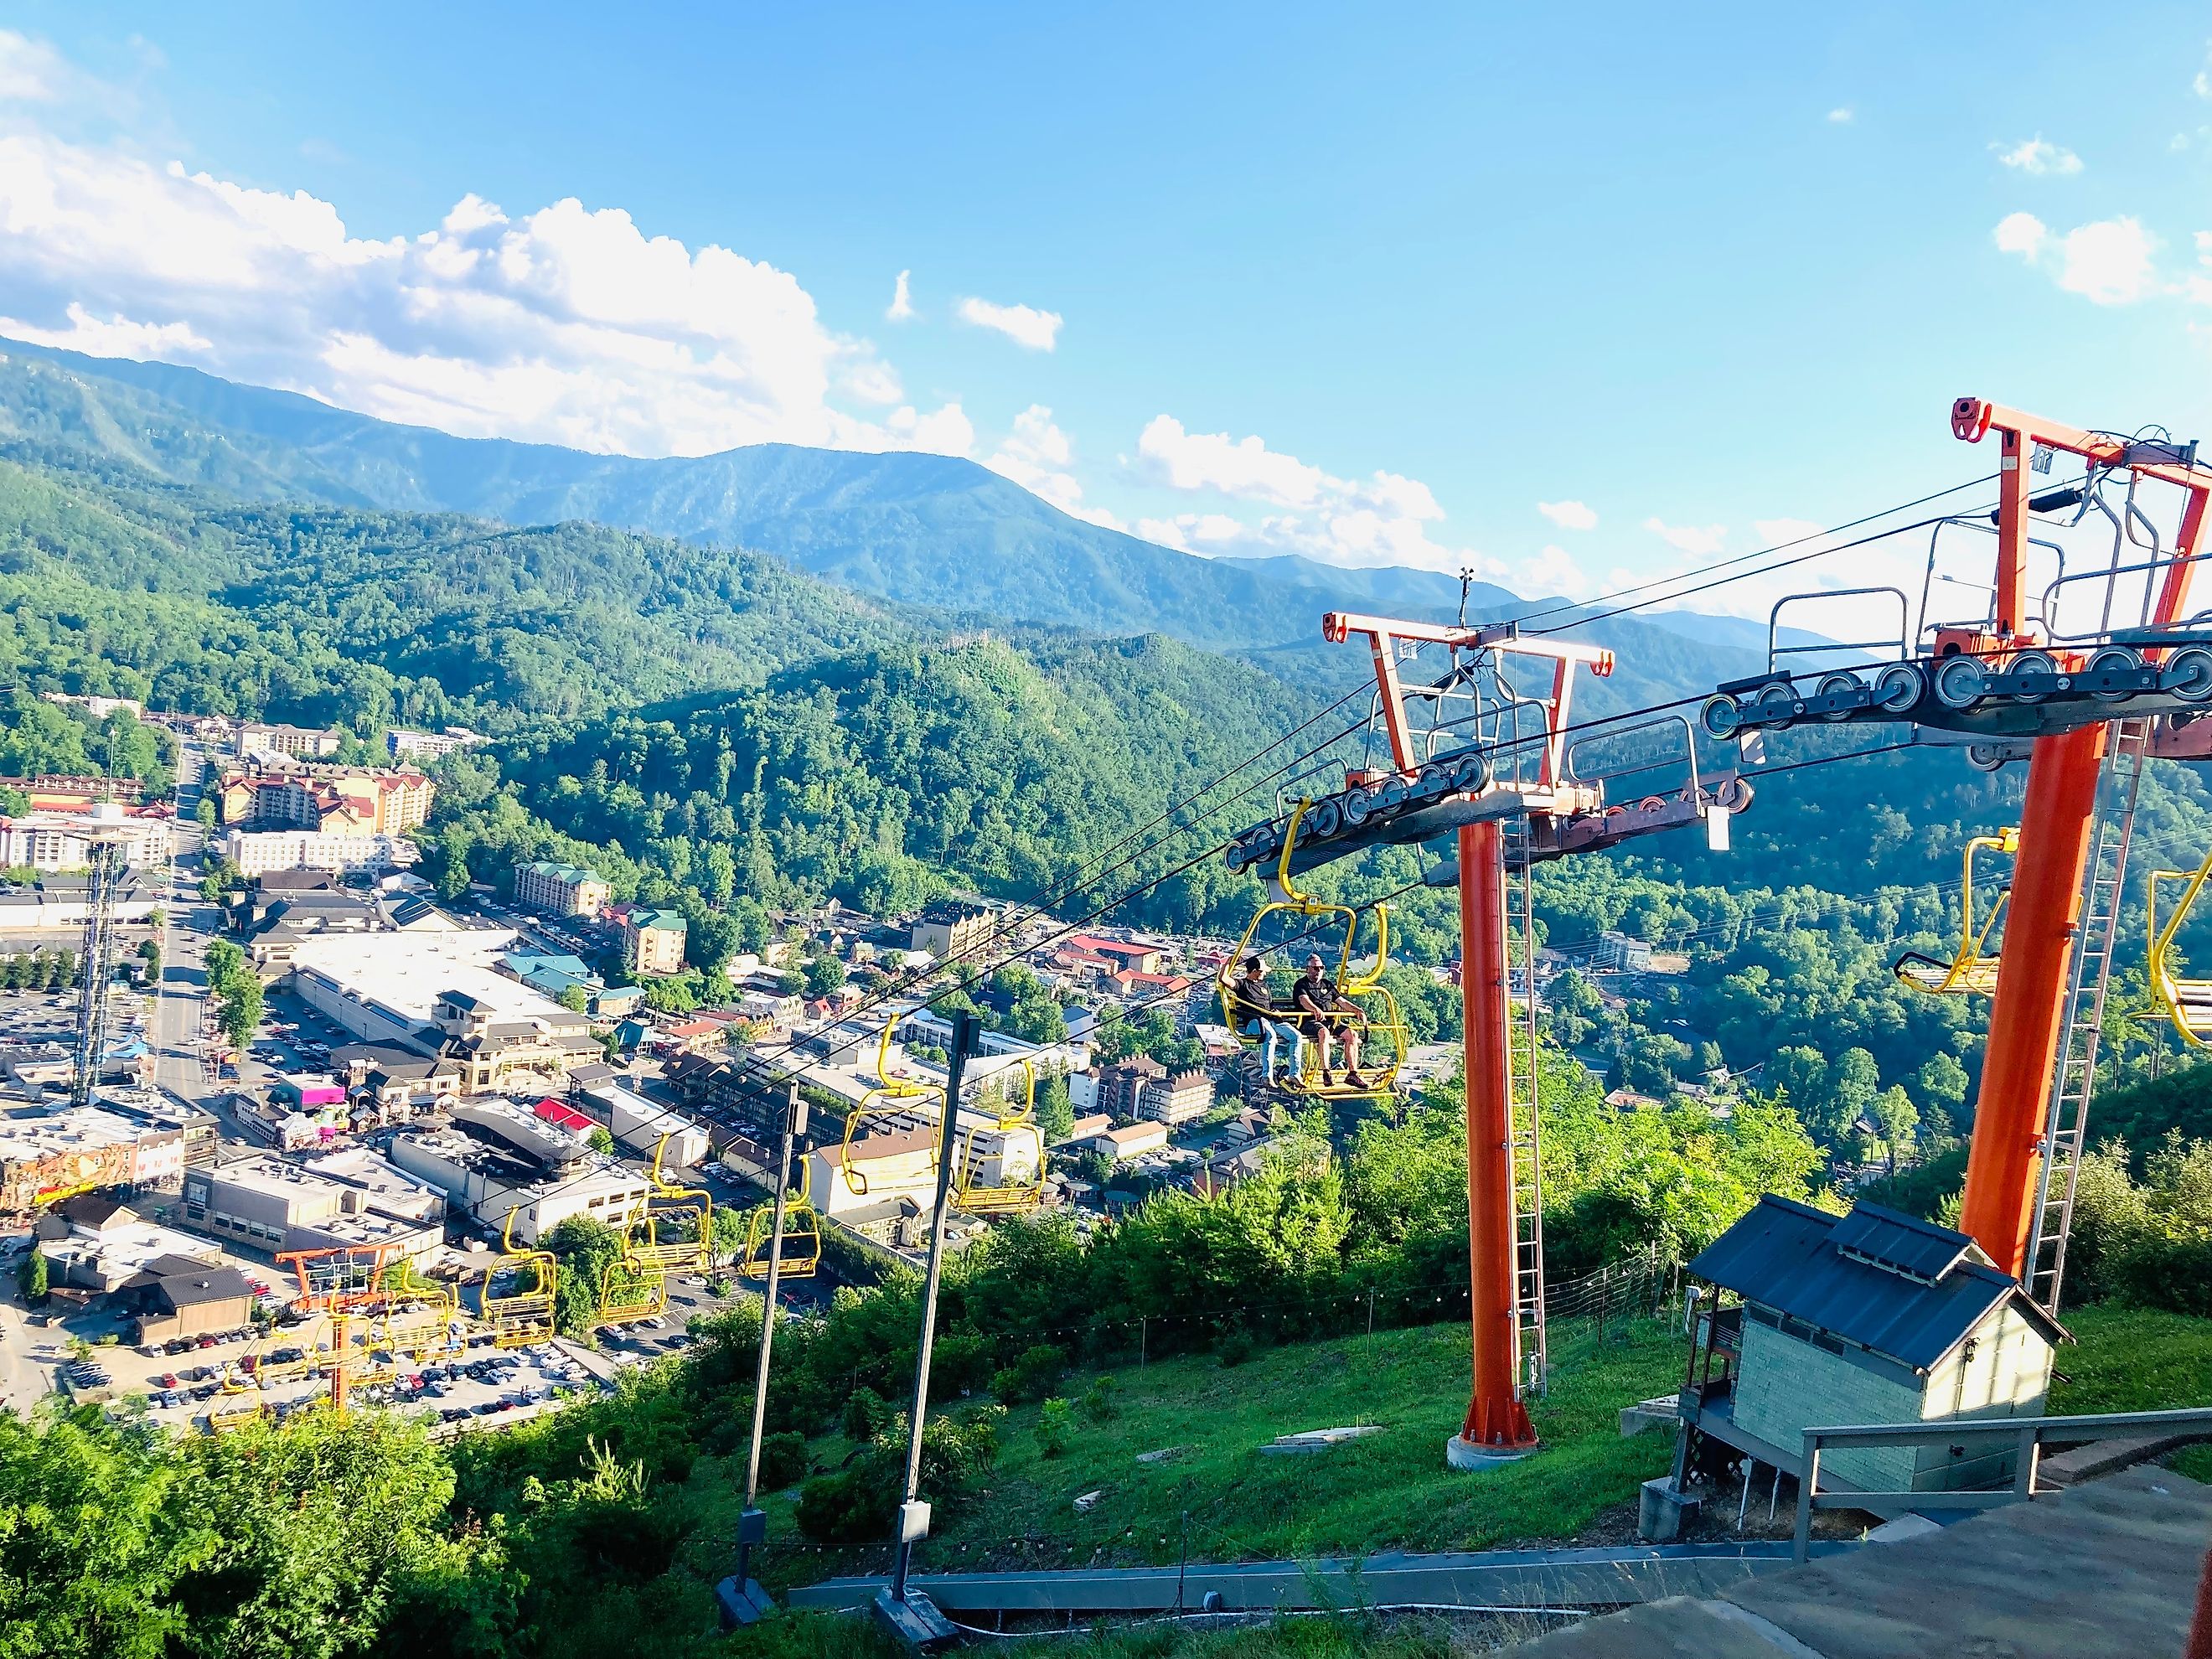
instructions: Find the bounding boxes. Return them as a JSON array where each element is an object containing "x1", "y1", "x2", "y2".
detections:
[{"x1": 1791, "y1": 1406, "x2": 2212, "y2": 1561}]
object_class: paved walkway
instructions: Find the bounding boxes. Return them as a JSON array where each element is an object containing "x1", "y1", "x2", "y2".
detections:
[{"x1": 1503, "y1": 1466, "x2": 2212, "y2": 1658}]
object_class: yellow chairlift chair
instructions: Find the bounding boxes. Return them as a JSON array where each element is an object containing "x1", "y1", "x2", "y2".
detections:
[
  {"x1": 628, "y1": 1132, "x2": 714, "y2": 1275},
  {"x1": 951, "y1": 1057, "x2": 1047, "y2": 1216},
  {"x1": 2148, "y1": 848, "x2": 2212, "y2": 1047},
  {"x1": 1893, "y1": 828, "x2": 2019, "y2": 995},
  {"x1": 483, "y1": 1208, "x2": 559, "y2": 1349},
  {"x1": 596, "y1": 1207, "x2": 670, "y2": 1328},
  {"x1": 1215, "y1": 800, "x2": 1409, "y2": 1101},
  {"x1": 741, "y1": 1156, "x2": 823, "y2": 1279},
  {"x1": 836, "y1": 1024, "x2": 945, "y2": 1198}
]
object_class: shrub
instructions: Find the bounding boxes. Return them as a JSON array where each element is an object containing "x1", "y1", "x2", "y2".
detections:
[
  {"x1": 795, "y1": 1451, "x2": 900, "y2": 1543},
  {"x1": 842, "y1": 1385, "x2": 890, "y2": 1442},
  {"x1": 990, "y1": 1343, "x2": 1064, "y2": 1403},
  {"x1": 757, "y1": 1430, "x2": 811, "y2": 1490},
  {"x1": 1036, "y1": 1398, "x2": 1074, "y2": 1458},
  {"x1": 1080, "y1": 1375, "x2": 1120, "y2": 1424},
  {"x1": 1217, "y1": 1327, "x2": 1255, "y2": 1367}
]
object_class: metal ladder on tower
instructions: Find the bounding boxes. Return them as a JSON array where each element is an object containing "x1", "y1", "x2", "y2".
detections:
[
  {"x1": 2023, "y1": 716, "x2": 2150, "y2": 1316},
  {"x1": 1503, "y1": 821, "x2": 1548, "y2": 1397}
]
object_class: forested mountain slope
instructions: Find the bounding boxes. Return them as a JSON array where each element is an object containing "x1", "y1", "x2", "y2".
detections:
[{"x1": 0, "y1": 340, "x2": 1780, "y2": 690}]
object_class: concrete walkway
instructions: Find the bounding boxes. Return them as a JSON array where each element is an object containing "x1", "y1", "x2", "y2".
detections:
[{"x1": 1501, "y1": 1466, "x2": 2212, "y2": 1658}]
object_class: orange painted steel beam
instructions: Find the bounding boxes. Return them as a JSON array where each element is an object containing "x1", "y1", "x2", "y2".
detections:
[
  {"x1": 1956, "y1": 721, "x2": 2106, "y2": 1274},
  {"x1": 1457, "y1": 818, "x2": 1536, "y2": 1451}
]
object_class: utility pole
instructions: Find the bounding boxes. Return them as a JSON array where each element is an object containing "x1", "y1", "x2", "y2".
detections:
[
  {"x1": 720, "y1": 1085, "x2": 805, "y2": 1628},
  {"x1": 873, "y1": 1010, "x2": 977, "y2": 1651}
]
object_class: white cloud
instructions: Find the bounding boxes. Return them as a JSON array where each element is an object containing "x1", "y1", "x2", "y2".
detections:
[
  {"x1": 886, "y1": 268, "x2": 913, "y2": 322},
  {"x1": 1642, "y1": 516, "x2": 1727, "y2": 557},
  {"x1": 0, "y1": 299, "x2": 209, "y2": 358},
  {"x1": 1516, "y1": 544, "x2": 1593, "y2": 599},
  {"x1": 1537, "y1": 498, "x2": 1597, "y2": 531},
  {"x1": 0, "y1": 29, "x2": 67, "y2": 102},
  {"x1": 1993, "y1": 212, "x2": 2159, "y2": 305},
  {"x1": 884, "y1": 401, "x2": 974, "y2": 455},
  {"x1": 956, "y1": 295, "x2": 1062, "y2": 351},
  {"x1": 1994, "y1": 210, "x2": 2048, "y2": 259},
  {"x1": 985, "y1": 404, "x2": 1121, "y2": 529},
  {"x1": 1996, "y1": 136, "x2": 2083, "y2": 175},
  {"x1": 1827, "y1": 106, "x2": 1853, "y2": 123},
  {"x1": 2053, "y1": 217, "x2": 2159, "y2": 303},
  {"x1": 1134, "y1": 414, "x2": 1471, "y2": 571},
  {"x1": 1137, "y1": 415, "x2": 1327, "y2": 507},
  {"x1": 0, "y1": 101, "x2": 969, "y2": 457}
]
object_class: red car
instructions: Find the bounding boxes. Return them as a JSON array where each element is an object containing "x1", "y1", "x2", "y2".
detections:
[{"x1": 158, "y1": 1372, "x2": 178, "y2": 1388}]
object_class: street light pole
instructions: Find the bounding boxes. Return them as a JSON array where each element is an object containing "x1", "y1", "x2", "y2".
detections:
[
  {"x1": 720, "y1": 1085, "x2": 805, "y2": 1628},
  {"x1": 875, "y1": 1008, "x2": 977, "y2": 1650}
]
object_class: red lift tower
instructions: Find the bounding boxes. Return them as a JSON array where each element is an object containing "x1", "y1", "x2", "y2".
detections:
[
  {"x1": 1701, "y1": 396, "x2": 2212, "y2": 1311},
  {"x1": 1226, "y1": 615, "x2": 1749, "y2": 1465},
  {"x1": 1947, "y1": 403, "x2": 2212, "y2": 1291}
]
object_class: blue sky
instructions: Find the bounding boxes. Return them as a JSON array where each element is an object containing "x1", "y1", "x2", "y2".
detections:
[{"x1": 4, "y1": 3, "x2": 2212, "y2": 608}]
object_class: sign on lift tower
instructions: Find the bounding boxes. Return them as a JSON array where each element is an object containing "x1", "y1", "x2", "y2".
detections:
[
  {"x1": 1227, "y1": 613, "x2": 1750, "y2": 1465},
  {"x1": 1700, "y1": 397, "x2": 2212, "y2": 1311}
]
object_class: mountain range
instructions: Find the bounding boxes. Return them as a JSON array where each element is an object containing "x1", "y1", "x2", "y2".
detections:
[{"x1": 0, "y1": 338, "x2": 1774, "y2": 696}]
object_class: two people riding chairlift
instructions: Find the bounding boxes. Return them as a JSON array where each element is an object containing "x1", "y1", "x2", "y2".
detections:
[{"x1": 1228, "y1": 953, "x2": 1367, "y2": 1089}]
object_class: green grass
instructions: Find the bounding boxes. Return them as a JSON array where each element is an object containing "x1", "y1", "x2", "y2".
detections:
[
  {"x1": 2049, "y1": 1303, "x2": 2212, "y2": 1481},
  {"x1": 742, "y1": 1315, "x2": 1683, "y2": 1594},
  {"x1": 726, "y1": 1304, "x2": 2212, "y2": 1659}
]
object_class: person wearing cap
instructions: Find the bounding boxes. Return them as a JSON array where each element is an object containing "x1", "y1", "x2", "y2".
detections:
[
  {"x1": 1227, "y1": 954, "x2": 1304, "y2": 1083},
  {"x1": 1291, "y1": 954, "x2": 1367, "y2": 1088}
]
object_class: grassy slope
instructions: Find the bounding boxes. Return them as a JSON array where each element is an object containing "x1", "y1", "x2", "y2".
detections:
[
  {"x1": 730, "y1": 1315, "x2": 1685, "y2": 1595},
  {"x1": 2049, "y1": 1303, "x2": 2212, "y2": 1481},
  {"x1": 731, "y1": 1304, "x2": 2212, "y2": 1659}
]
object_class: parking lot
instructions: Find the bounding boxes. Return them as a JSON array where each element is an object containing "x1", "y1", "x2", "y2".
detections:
[{"x1": 63, "y1": 1315, "x2": 624, "y2": 1436}]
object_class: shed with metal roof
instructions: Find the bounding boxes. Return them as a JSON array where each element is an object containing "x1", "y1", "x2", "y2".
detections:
[{"x1": 1686, "y1": 1196, "x2": 2064, "y2": 1495}]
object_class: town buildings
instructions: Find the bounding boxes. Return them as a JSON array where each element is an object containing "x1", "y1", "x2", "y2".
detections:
[
  {"x1": 618, "y1": 906, "x2": 687, "y2": 975},
  {"x1": 0, "y1": 804, "x2": 174, "y2": 871},
  {"x1": 907, "y1": 901, "x2": 998, "y2": 959},
  {"x1": 513, "y1": 860, "x2": 609, "y2": 919},
  {"x1": 385, "y1": 726, "x2": 485, "y2": 762},
  {"x1": 0, "y1": 1106, "x2": 188, "y2": 1217},
  {"x1": 181, "y1": 1150, "x2": 444, "y2": 1262},
  {"x1": 235, "y1": 722, "x2": 343, "y2": 760},
  {"x1": 285, "y1": 932, "x2": 602, "y2": 1093},
  {"x1": 220, "y1": 828, "x2": 420, "y2": 879},
  {"x1": 217, "y1": 762, "x2": 435, "y2": 837}
]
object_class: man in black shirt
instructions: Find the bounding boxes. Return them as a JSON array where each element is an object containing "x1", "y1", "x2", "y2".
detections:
[
  {"x1": 1291, "y1": 954, "x2": 1367, "y2": 1088},
  {"x1": 1228, "y1": 955, "x2": 1304, "y2": 1083}
]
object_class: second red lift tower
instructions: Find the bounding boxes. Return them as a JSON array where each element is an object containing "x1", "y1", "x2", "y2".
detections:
[
  {"x1": 1949, "y1": 401, "x2": 2212, "y2": 1284},
  {"x1": 1324, "y1": 612, "x2": 1613, "y2": 1460}
]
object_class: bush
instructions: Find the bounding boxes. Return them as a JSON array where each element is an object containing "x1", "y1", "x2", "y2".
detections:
[
  {"x1": 1080, "y1": 1375, "x2": 1120, "y2": 1424},
  {"x1": 1036, "y1": 1398, "x2": 1074, "y2": 1458},
  {"x1": 1216, "y1": 1327, "x2": 1255, "y2": 1368},
  {"x1": 757, "y1": 1430, "x2": 811, "y2": 1491},
  {"x1": 793, "y1": 1407, "x2": 1005, "y2": 1544},
  {"x1": 795, "y1": 1451, "x2": 900, "y2": 1544},
  {"x1": 841, "y1": 1385, "x2": 889, "y2": 1442},
  {"x1": 990, "y1": 1343, "x2": 1064, "y2": 1403}
]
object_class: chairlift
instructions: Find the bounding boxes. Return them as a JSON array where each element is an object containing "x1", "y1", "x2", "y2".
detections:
[
  {"x1": 483, "y1": 1208, "x2": 558, "y2": 1349},
  {"x1": 595, "y1": 1238, "x2": 669, "y2": 1326},
  {"x1": 741, "y1": 1157, "x2": 822, "y2": 1279},
  {"x1": 1216, "y1": 799, "x2": 1408, "y2": 1100},
  {"x1": 2147, "y1": 848, "x2": 2212, "y2": 1046},
  {"x1": 625, "y1": 1132, "x2": 714, "y2": 1274},
  {"x1": 1892, "y1": 829, "x2": 2020, "y2": 995},
  {"x1": 951, "y1": 1057, "x2": 1047, "y2": 1216},
  {"x1": 837, "y1": 1024, "x2": 943, "y2": 1197}
]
